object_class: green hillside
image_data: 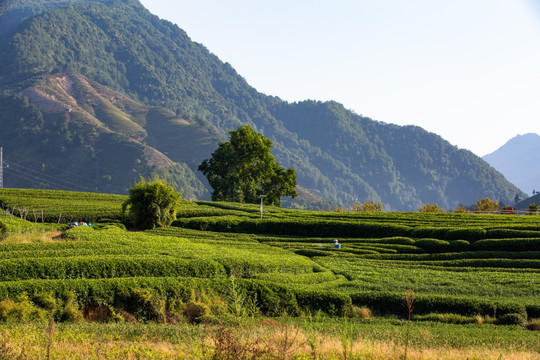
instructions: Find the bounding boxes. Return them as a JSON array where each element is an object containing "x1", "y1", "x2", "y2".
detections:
[{"x1": 0, "y1": 0, "x2": 525, "y2": 209}]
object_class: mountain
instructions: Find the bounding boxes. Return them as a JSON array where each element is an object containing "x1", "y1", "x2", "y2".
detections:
[
  {"x1": 0, "y1": 0, "x2": 525, "y2": 210},
  {"x1": 483, "y1": 133, "x2": 540, "y2": 197}
]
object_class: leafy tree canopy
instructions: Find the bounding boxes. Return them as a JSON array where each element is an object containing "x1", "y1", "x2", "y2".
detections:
[
  {"x1": 474, "y1": 197, "x2": 499, "y2": 213},
  {"x1": 199, "y1": 125, "x2": 297, "y2": 206},
  {"x1": 122, "y1": 177, "x2": 181, "y2": 230}
]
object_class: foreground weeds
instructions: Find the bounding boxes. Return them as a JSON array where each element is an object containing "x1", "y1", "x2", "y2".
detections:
[{"x1": 0, "y1": 318, "x2": 538, "y2": 360}]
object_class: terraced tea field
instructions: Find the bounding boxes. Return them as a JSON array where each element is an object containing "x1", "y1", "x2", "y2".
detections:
[{"x1": 0, "y1": 189, "x2": 538, "y2": 359}]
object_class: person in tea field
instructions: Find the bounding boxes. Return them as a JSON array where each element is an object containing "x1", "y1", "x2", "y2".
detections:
[{"x1": 333, "y1": 239, "x2": 341, "y2": 249}]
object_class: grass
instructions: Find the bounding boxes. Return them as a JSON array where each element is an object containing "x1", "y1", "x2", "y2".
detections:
[
  {"x1": 0, "y1": 231, "x2": 63, "y2": 244},
  {"x1": 0, "y1": 318, "x2": 538, "y2": 360}
]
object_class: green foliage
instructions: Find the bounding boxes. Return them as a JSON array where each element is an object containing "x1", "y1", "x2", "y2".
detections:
[
  {"x1": 486, "y1": 228, "x2": 540, "y2": 238},
  {"x1": 0, "y1": 188, "x2": 126, "y2": 223},
  {"x1": 122, "y1": 288, "x2": 166, "y2": 322},
  {"x1": 418, "y1": 203, "x2": 445, "y2": 213},
  {"x1": 350, "y1": 291, "x2": 527, "y2": 318},
  {"x1": 182, "y1": 301, "x2": 209, "y2": 324},
  {"x1": 122, "y1": 177, "x2": 181, "y2": 230},
  {"x1": 496, "y1": 313, "x2": 527, "y2": 326},
  {"x1": 414, "y1": 313, "x2": 486, "y2": 324},
  {"x1": 474, "y1": 197, "x2": 499, "y2": 212},
  {"x1": 1, "y1": 189, "x2": 540, "y2": 326},
  {"x1": 0, "y1": 293, "x2": 48, "y2": 323},
  {"x1": 414, "y1": 238, "x2": 452, "y2": 253},
  {"x1": 199, "y1": 125, "x2": 297, "y2": 206},
  {"x1": 350, "y1": 201, "x2": 383, "y2": 212},
  {"x1": 470, "y1": 238, "x2": 540, "y2": 252}
]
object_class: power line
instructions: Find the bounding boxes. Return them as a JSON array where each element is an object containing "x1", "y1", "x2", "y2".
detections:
[
  {"x1": 5, "y1": 152, "x2": 131, "y2": 193},
  {"x1": 6, "y1": 152, "x2": 110, "y2": 188},
  {"x1": 3, "y1": 159, "x2": 130, "y2": 194},
  {"x1": 5, "y1": 165, "x2": 85, "y2": 192},
  {"x1": 5, "y1": 161, "x2": 100, "y2": 192}
]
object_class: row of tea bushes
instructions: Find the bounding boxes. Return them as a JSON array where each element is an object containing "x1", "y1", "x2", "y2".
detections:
[
  {"x1": 0, "y1": 275, "x2": 534, "y2": 322},
  {"x1": 0, "y1": 276, "x2": 350, "y2": 318}
]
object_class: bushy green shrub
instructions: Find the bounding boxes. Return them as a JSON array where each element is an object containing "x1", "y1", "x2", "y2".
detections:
[
  {"x1": 294, "y1": 249, "x2": 333, "y2": 257},
  {"x1": 410, "y1": 227, "x2": 486, "y2": 242},
  {"x1": 57, "y1": 291, "x2": 83, "y2": 322},
  {"x1": 471, "y1": 238, "x2": 540, "y2": 252},
  {"x1": 525, "y1": 319, "x2": 540, "y2": 331},
  {"x1": 377, "y1": 237, "x2": 416, "y2": 245},
  {"x1": 526, "y1": 305, "x2": 540, "y2": 318},
  {"x1": 32, "y1": 292, "x2": 58, "y2": 312},
  {"x1": 0, "y1": 293, "x2": 47, "y2": 322},
  {"x1": 0, "y1": 221, "x2": 6, "y2": 240},
  {"x1": 183, "y1": 301, "x2": 209, "y2": 323},
  {"x1": 449, "y1": 240, "x2": 470, "y2": 251},
  {"x1": 350, "y1": 291, "x2": 527, "y2": 318},
  {"x1": 0, "y1": 256, "x2": 227, "y2": 282},
  {"x1": 122, "y1": 288, "x2": 166, "y2": 322},
  {"x1": 173, "y1": 217, "x2": 413, "y2": 238},
  {"x1": 496, "y1": 313, "x2": 526, "y2": 326},
  {"x1": 445, "y1": 228, "x2": 486, "y2": 241},
  {"x1": 414, "y1": 313, "x2": 481, "y2": 324},
  {"x1": 486, "y1": 228, "x2": 540, "y2": 239},
  {"x1": 414, "y1": 239, "x2": 451, "y2": 253},
  {"x1": 295, "y1": 289, "x2": 351, "y2": 316},
  {"x1": 410, "y1": 227, "x2": 439, "y2": 238},
  {"x1": 122, "y1": 178, "x2": 181, "y2": 230}
]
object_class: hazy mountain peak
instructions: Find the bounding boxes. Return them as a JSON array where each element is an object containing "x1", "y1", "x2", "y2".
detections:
[{"x1": 483, "y1": 133, "x2": 540, "y2": 195}]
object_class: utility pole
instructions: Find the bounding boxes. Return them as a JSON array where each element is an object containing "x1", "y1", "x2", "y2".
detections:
[{"x1": 259, "y1": 194, "x2": 266, "y2": 219}]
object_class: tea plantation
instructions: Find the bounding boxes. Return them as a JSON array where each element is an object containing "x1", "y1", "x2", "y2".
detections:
[{"x1": 0, "y1": 188, "x2": 539, "y2": 358}]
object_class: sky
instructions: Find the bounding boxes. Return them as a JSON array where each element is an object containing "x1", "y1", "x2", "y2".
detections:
[{"x1": 139, "y1": 0, "x2": 540, "y2": 157}]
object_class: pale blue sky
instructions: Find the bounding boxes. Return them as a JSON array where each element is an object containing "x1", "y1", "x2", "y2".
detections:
[{"x1": 139, "y1": 0, "x2": 540, "y2": 156}]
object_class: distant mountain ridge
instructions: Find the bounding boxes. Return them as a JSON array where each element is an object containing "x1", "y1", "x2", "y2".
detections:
[
  {"x1": 483, "y1": 133, "x2": 540, "y2": 196},
  {"x1": 0, "y1": 0, "x2": 525, "y2": 210}
]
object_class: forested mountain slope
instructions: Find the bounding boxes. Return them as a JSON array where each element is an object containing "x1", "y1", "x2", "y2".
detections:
[{"x1": 0, "y1": 0, "x2": 524, "y2": 210}]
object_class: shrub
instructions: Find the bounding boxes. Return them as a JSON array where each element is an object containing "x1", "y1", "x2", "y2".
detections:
[
  {"x1": 414, "y1": 313, "x2": 480, "y2": 324},
  {"x1": 173, "y1": 217, "x2": 413, "y2": 238},
  {"x1": 474, "y1": 198, "x2": 499, "y2": 212},
  {"x1": 525, "y1": 319, "x2": 540, "y2": 331},
  {"x1": 32, "y1": 292, "x2": 58, "y2": 313},
  {"x1": 470, "y1": 238, "x2": 540, "y2": 252},
  {"x1": 410, "y1": 227, "x2": 439, "y2": 239},
  {"x1": 0, "y1": 221, "x2": 6, "y2": 240},
  {"x1": 418, "y1": 204, "x2": 444, "y2": 213},
  {"x1": 449, "y1": 240, "x2": 470, "y2": 251},
  {"x1": 122, "y1": 288, "x2": 166, "y2": 322},
  {"x1": 0, "y1": 294, "x2": 47, "y2": 322},
  {"x1": 350, "y1": 291, "x2": 527, "y2": 318},
  {"x1": 57, "y1": 291, "x2": 82, "y2": 322},
  {"x1": 496, "y1": 313, "x2": 526, "y2": 326},
  {"x1": 345, "y1": 305, "x2": 372, "y2": 319},
  {"x1": 486, "y1": 228, "x2": 540, "y2": 239},
  {"x1": 295, "y1": 289, "x2": 351, "y2": 316},
  {"x1": 445, "y1": 228, "x2": 486, "y2": 242},
  {"x1": 414, "y1": 238, "x2": 451, "y2": 253},
  {"x1": 122, "y1": 177, "x2": 181, "y2": 230},
  {"x1": 294, "y1": 249, "x2": 332, "y2": 258},
  {"x1": 183, "y1": 301, "x2": 210, "y2": 324}
]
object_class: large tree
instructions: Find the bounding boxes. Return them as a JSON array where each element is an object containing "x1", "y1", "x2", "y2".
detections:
[{"x1": 199, "y1": 125, "x2": 297, "y2": 206}]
